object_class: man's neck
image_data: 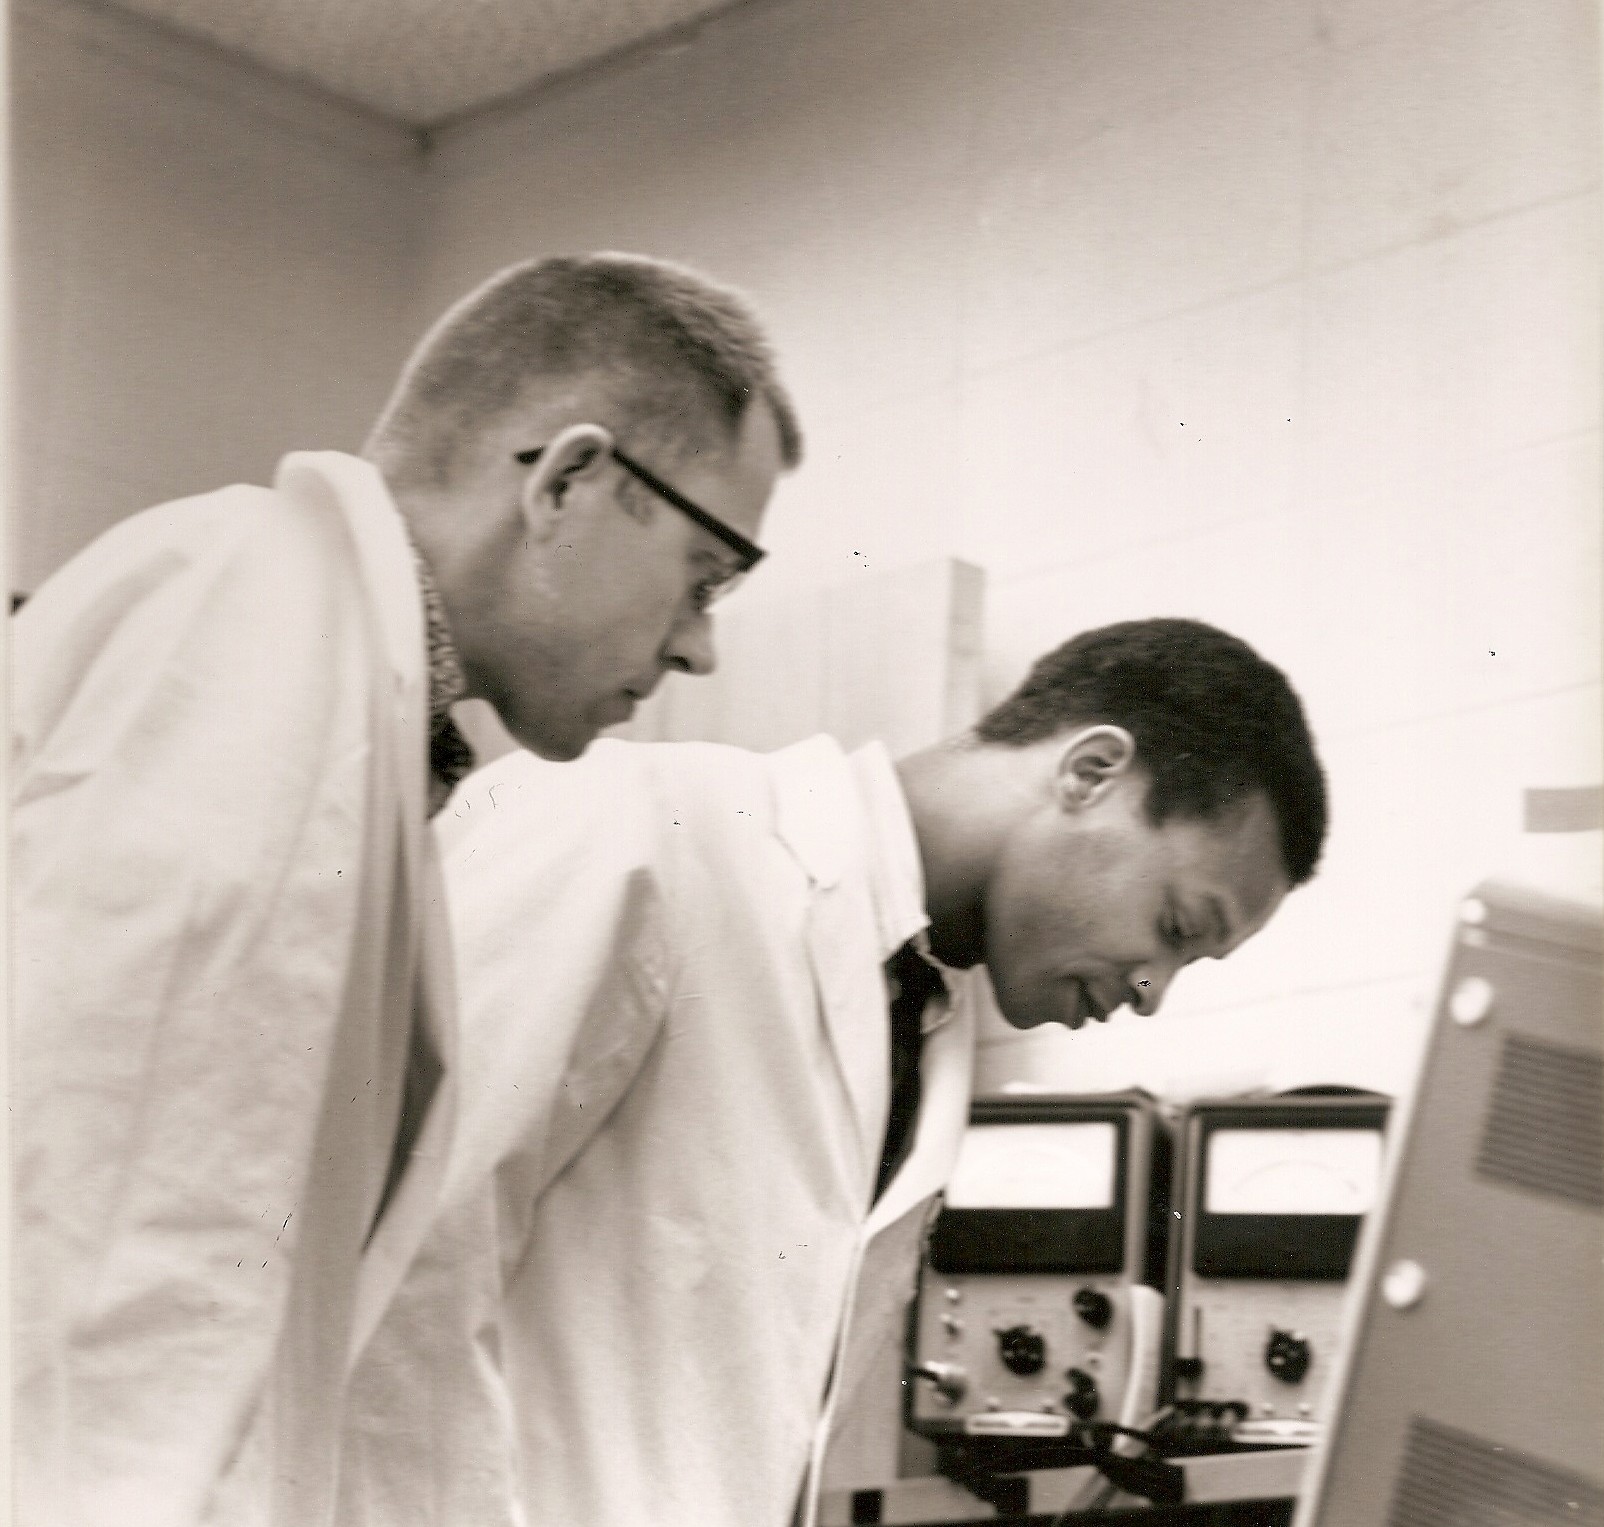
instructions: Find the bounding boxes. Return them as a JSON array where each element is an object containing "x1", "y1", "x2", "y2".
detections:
[{"x1": 897, "y1": 737, "x2": 1032, "y2": 969}]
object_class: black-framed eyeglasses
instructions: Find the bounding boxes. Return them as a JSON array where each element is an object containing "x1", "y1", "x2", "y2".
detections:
[{"x1": 515, "y1": 443, "x2": 767, "y2": 586}]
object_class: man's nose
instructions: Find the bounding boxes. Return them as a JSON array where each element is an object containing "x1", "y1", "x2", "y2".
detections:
[
  {"x1": 663, "y1": 610, "x2": 716, "y2": 677},
  {"x1": 1127, "y1": 961, "x2": 1179, "y2": 1017}
]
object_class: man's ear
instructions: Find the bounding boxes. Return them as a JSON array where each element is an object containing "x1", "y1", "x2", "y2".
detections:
[
  {"x1": 1053, "y1": 725, "x2": 1138, "y2": 810},
  {"x1": 518, "y1": 423, "x2": 614, "y2": 538}
]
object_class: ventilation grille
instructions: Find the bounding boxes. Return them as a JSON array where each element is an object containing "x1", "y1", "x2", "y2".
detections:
[
  {"x1": 1476, "y1": 1036, "x2": 1604, "y2": 1210},
  {"x1": 1388, "y1": 1417, "x2": 1604, "y2": 1527}
]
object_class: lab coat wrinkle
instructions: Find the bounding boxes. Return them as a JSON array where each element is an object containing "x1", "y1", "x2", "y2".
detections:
[
  {"x1": 12, "y1": 453, "x2": 460, "y2": 1527},
  {"x1": 342, "y1": 736, "x2": 975, "y2": 1527}
]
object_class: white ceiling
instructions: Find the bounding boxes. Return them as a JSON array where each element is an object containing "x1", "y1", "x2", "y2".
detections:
[{"x1": 97, "y1": 0, "x2": 746, "y2": 128}]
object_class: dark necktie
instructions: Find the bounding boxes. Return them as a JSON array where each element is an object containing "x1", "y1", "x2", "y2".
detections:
[
  {"x1": 875, "y1": 943, "x2": 946, "y2": 1204},
  {"x1": 428, "y1": 714, "x2": 476, "y2": 815}
]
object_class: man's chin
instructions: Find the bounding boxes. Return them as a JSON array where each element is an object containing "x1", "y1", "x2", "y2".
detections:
[
  {"x1": 514, "y1": 725, "x2": 594, "y2": 764},
  {"x1": 993, "y1": 988, "x2": 1061, "y2": 1031}
]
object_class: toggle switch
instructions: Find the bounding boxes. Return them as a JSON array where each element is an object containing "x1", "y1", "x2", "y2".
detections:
[
  {"x1": 1063, "y1": 1367, "x2": 1100, "y2": 1419},
  {"x1": 911, "y1": 1360, "x2": 968, "y2": 1406}
]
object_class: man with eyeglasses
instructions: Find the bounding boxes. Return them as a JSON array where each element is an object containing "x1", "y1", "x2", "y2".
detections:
[{"x1": 11, "y1": 252, "x2": 799, "y2": 1527}]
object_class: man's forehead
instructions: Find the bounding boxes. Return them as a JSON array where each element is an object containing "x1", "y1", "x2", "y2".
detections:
[{"x1": 681, "y1": 404, "x2": 782, "y2": 536}]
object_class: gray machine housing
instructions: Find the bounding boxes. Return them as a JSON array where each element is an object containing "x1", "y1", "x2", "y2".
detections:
[
  {"x1": 1295, "y1": 881, "x2": 1603, "y2": 1527},
  {"x1": 907, "y1": 1092, "x2": 1170, "y2": 1446},
  {"x1": 1166, "y1": 1092, "x2": 1391, "y2": 1448}
]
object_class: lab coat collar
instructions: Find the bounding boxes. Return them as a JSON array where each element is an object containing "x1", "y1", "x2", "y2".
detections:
[
  {"x1": 770, "y1": 734, "x2": 859, "y2": 890},
  {"x1": 274, "y1": 452, "x2": 424, "y2": 709},
  {"x1": 268, "y1": 452, "x2": 460, "y2": 1372},
  {"x1": 274, "y1": 452, "x2": 431, "y2": 903},
  {"x1": 846, "y1": 748, "x2": 968, "y2": 1233},
  {"x1": 848, "y1": 741, "x2": 932, "y2": 966},
  {"x1": 770, "y1": 736, "x2": 962, "y2": 1195},
  {"x1": 851, "y1": 742, "x2": 960, "y2": 1046},
  {"x1": 771, "y1": 737, "x2": 896, "y2": 1182}
]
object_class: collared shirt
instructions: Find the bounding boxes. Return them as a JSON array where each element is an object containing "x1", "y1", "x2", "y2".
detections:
[
  {"x1": 850, "y1": 743, "x2": 957, "y2": 1203},
  {"x1": 404, "y1": 538, "x2": 474, "y2": 815},
  {"x1": 849, "y1": 741, "x2": 957, "y2": 1038}
]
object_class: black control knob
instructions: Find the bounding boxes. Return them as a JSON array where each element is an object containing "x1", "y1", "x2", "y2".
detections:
[
  {"x1": 1265, "y1": 1328, "x2": 1312, "y2": 1385},
  {"x1": 995, "y1": 1324, "x2": 1047, "y2": 1375},
  {"x1": 1073, "y1": 1287, "x2": 1113, "y2": 1330},
  {"x1": 1064, "y1": 1367, "x2": 1100, "y2": 1419}
]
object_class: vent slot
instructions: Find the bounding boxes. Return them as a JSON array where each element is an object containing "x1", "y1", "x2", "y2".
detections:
[
  {"x1": 1388, "y1": 1417, "x2": 1604, "y2": 1526},
  {"x1": 1476, "y1": 1036, "x2": 1604, "y2": 1210}
]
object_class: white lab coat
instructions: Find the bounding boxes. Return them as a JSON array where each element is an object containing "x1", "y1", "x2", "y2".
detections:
[
  {"x1": 340, "y1": 736, "x2": 974, "y2": 1527},
  {"x1": 11, "y1": 453, "x2": 460, "y2": 1527}
]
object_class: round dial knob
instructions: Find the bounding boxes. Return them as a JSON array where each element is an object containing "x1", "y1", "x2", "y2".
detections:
[
  {"x1": 995, "y1": 1324, "x2": 1047, "y2": 1376},
  {"x1": 1063, "y1": 1367, "x2": 1100, "y2": 1419},
  {"x1": 1264, "y1": 1328, "x2": 1312, "y2": 1385},
  {"x1": 1073, "y1": 1287, "x2": 1113, "y2": 1330}
]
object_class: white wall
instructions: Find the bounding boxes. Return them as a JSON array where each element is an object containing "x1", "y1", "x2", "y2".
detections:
[
  {"x1": 14, "y1": 0, "x2": 1598, "y2": 1099},
  {"x1": 417, "y1": 0, "x2": 1602, "y2": 1102},
  {"x1": 9, "y1": 0, "x2": 422, "y2": 591}
]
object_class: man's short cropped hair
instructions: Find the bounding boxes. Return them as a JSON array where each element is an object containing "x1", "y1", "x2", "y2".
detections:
[
  {"x1": 977, "y1": 619, "x2": 1328, "y2": 885},
  {"x1": 369, "y1": 252, "x2": 802, "y2": 489}
]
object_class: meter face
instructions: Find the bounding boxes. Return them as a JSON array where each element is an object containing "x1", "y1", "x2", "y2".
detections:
[
  {"x1": 945, "y1": 1121, "x2": 1118, "y2": 1210},
  {"x1": 1205, "y1": 1128, "x2": 1383, "y2": 1216}
]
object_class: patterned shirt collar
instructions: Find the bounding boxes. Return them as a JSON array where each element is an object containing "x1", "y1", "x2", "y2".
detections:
[
  {"x1": 403, "y1": 533, "x2": 475, "y2": 813},
  {"x1": 409, "y1": 542, "x2": 467, "y2": 722}
]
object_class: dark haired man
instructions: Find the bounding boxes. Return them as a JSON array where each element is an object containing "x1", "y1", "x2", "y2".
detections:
[
  {"x1": 11, "y1": 253, "x2": 798, "y2": 1526},
  {"x1": 345, "y1": 618, "x2": 1327, "y2": 1527}
]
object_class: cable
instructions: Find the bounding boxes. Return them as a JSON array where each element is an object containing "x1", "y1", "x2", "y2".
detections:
[
  {"x1": 1077, "y1": 1420, "x2": 1162, "y2": 1448},
  {"x1": 1046, "y1": 1405, "x2": 1181, "y2": 1525}
]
